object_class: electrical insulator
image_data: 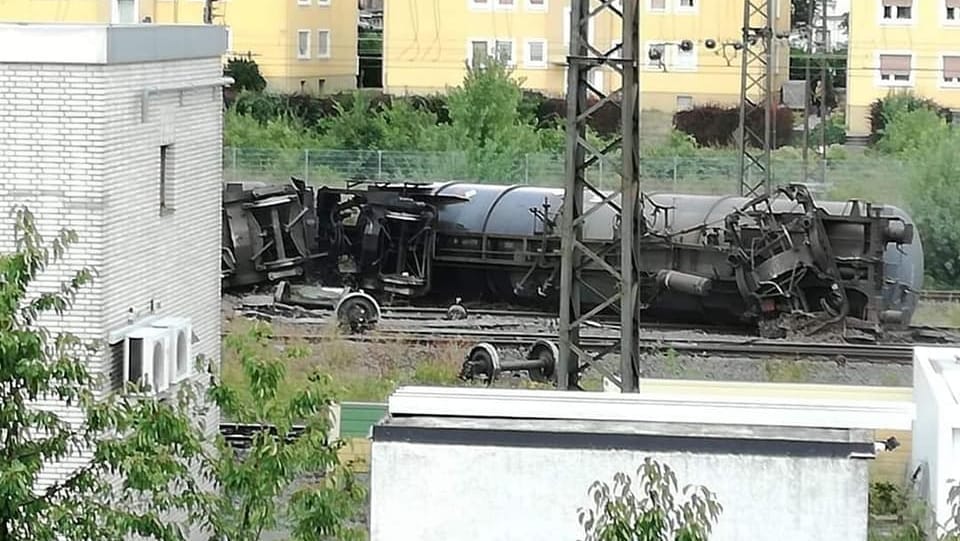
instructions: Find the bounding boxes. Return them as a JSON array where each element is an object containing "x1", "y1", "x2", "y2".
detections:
[
  {"x1": 704, "y1": 38, "x2": 717, "y2": 50},
  {"x1": 648, "y1": 46, "x2": 662, "y2": 61},
  {"x1": 679, "y1": 39, "x2": 694, "y2": 52}
]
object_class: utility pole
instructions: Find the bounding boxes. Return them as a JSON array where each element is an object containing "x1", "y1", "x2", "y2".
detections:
[
  {"x1": 558, "y1": 0, "x2": 641, "y2": 392},
  {"x1": 801, "y1": 0, "x2": 814, "y2": 182},
  {"x1": 736, "y1": 0, "x2": 775, "y2": 198}
]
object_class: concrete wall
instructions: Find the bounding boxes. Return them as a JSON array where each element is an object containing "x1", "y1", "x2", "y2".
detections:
[
  {"x1": 370, "y1": 386, "x2": 895, "y2": 541},
  {"x1": 0, "y1": 23, "x2": 226, "y2": 493},
  {"x1": 371, "y1": 440, "x2": 870, "y2": 541},
  {"x1": 912, "y1": 347, "x2": 960, "y2": 535}
]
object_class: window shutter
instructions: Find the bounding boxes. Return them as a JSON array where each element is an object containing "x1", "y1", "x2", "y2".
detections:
[
  {"x1": 651, "y1": 0, "x2": 667, "y2": 8},
  {"x1": 880, "y1": 54, "x2": 911, "y2": 75},
  {"x1": 882, "y1": 0, "x2": 912, "y2": 6},
  {"x1": 947, "y1": 0, "x2": 960, "y2": 8},
  {"x1": 944, "y1": 56, "x2": 960, "y2": 79}
]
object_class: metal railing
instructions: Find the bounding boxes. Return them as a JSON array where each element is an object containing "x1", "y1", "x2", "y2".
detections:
[{"x1": 223, "y1": 147, "x2": 910, "y2": 198}]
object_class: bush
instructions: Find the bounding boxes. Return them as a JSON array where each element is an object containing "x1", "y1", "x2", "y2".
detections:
[
  {"x1": 869, "y1": 92, "x2": 953, "y2": 145},
  {"x1": 673, "y1": 103, "x2": 793, "y2": 148},
  {"x1": 876, "y1": 108, "x2": 951, "y2": 156},
  {"x1": 807, "y1": 114, "x2": 847, "y2": 147},
  {"x1": 906, "y1": 127, "x2": 960, "y2": 287}
]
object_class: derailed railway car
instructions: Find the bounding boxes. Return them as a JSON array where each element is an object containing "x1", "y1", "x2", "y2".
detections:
[{"x1": 221, "y1": 178, "x2": 923, "y2": 337}]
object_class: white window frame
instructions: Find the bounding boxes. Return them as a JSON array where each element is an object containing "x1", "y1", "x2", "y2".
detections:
[
  {"x1": 494, "y1": 0, "x2": 516, "y2": 10},
  {"x1": 878, "y1": 0, "x2": 915, "y2": 26},
  {"x1": 875, "y1": 50, "x2": 914, "y2": 88},
  {"x1": 111, "y1": 0, "x2": 139, "y2": 24},
  {"x1": 525, "y1": 0, "x2": 547, "y2": 11},
  {"x1": 675, "y1": 0, "x2": 697, "y2": 14},
  {"x1": 524, "y1": 38, "x2": 548, "y2": 68},
  {"x1": 939, "y1": 52, "x2": 960, "y2": 89},
  {"x1": 298, "y1": 0, "x2": 311, "y2": 5},
  {"x1": 317, "y1": 0, "x2": 331, "y2": 5},
  {"x1": 317, "y1": 29, "x2": 331, "y2": 58},
  {"x1": 494, "y1": 39, "x2": 516, "y2": 66},
  {"x1": 943, "y1": 2, "x2": 960, "y2": 26},
  {"x1": 297, "y1": 30, "x2": 311, "y2": 60},
  {"x1": 469, "y1": 0, "x2": 492, "y2": 10},
  {"x1": 467, "y1": 38, "x2": 493, "y2": 68},
  {"x1": 672, "y1": 42, "x2": 698, "y2": 71},
  {"x1": 644, "y1": 41, "x2": 668, "y2": 71},
  {"x1": 647, "y1": 0, "x2": 668, "y2": 13}
]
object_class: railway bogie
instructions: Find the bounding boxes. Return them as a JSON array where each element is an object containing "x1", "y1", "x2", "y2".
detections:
[{"x1": 221, "y1": 178, "x2": 923, "y2": 337}]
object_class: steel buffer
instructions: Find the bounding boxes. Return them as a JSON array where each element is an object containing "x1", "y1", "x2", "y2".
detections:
[{"x1": 559, "y1": 0, "x2": 641, "y2": 392}]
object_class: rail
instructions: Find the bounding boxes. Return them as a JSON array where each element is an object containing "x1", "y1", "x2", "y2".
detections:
[{"x1": 920, "y1": 290, "x2": 960, "y2": 303}]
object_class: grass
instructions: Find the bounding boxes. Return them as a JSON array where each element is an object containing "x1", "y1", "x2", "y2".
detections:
[{"x1": 910, "y1": 302, "x2": 960, "y2": 327}]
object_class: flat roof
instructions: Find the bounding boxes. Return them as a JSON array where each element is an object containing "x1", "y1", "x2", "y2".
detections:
[{"x1": 0, "y1": 23, "x2": 226, "y2": 65}]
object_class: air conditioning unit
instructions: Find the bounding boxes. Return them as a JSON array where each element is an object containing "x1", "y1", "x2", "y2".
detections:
[
  {"x1": 123, "y1": 326, "x2": 171, "y2": 394},
  {"x1": 150, "y1": 317, "x2": 194, "y2": 384}
]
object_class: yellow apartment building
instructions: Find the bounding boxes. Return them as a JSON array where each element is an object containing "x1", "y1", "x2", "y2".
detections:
[
  {"x1": 383, "y1": 0, "x2": 790, "y2": 113},
  {"x1": 846, "y1": 0, "x2": 960, "y2": 136},
  {"x1": 0, "y1": 0, "x2": 358, "y2": 95}
]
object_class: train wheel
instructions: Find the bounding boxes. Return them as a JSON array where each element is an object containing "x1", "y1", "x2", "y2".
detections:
[
  {"x1": 460, "y1": 343, "x2": 500, "y2": 385},
  {"x1": 335, "y1": 291, "x2": 381, "y2": 333},
  {"x1": 526, "y1": 339, "x2": 558, "y2": 384}
]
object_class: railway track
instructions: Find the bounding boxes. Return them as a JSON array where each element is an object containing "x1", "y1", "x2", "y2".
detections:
[
  {"x1": 919, "y1": 290, "x2": 960, "y2": 303},
  {"x1": 263, "y1": 327, "x2": 921, "y2": 363}
]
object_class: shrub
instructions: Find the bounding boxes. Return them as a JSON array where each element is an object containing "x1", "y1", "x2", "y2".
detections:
[
  {"x1": 673, "y1": 103, "x2": 793, "y2": 148},
  {"x1": 876, "y1": 108, "x2": 950, "y2": 156},
  {"x1": 807, "y1": 114, "x2": 847, "y2": 147},
  {"x1": 869, "y1": 92, "x2": 953, "y2": 145},
  {"x1": 535, "y1": 96, "x2": 622, "y2": 137}
]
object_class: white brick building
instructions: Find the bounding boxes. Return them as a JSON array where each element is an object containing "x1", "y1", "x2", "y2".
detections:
[{"x1": 0, "y1": 23, "x2": 228, "y2": 495}]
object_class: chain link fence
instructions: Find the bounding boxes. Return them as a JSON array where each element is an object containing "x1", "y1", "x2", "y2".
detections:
[{"x1": 223, "y1": 147, "x2": 910, "y2": 199}]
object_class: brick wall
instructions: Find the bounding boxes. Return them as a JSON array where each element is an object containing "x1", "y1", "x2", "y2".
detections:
[{"x1": 0, "y1": 57, "x2": 223, "y2": 493}]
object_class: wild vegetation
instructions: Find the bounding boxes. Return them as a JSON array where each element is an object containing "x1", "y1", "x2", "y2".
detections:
[{"x1": 0, "y1": 211, "x2": 363, "y2": 540}]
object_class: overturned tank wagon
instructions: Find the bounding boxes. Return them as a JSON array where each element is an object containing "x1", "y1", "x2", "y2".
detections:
[{"x1": 221, "y1": 179, "x2": 923, "y2": 337}]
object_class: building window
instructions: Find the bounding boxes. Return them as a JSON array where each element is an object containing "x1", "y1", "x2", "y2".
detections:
[
  {"x1": 677, "y1": 95, "x2": 694, "y2": 111},
  {"x1": 943, "y1": 56, "x2": 960, "y2": 85},
  {"x1": 297, "y1": 30, "x2": 311, "y2": 59},
  {"x1": 317, "y1": 30, "x2": 331, "y2": 58},
  {"x1": 881, "y1": 0, "x2": 912, "y2": 21},
  {"x1": 526, "y1": 0, "x2": 546, "y2": 10},
  {"x1": 525, "y1": 39, "x2": 547, "y2": 67},
  {"x1": 677, "y1": 0, "x2": 695, "y2": 10},
  {"x1": 159, "y1": 145, "x2": 171, "y2": 213},
  {"x1": 495, "y1": 40, "x2": 514, "y2": 65},
  {"x1": 878, "y1": 53, "x2": 912, "y2": 84},
  {"x1": 946, "y1": 0, "x2": 960, "y2": 22},
  {"x1": 674, "y1": 43, "x2": 697, "y2": 70},
  {"x1": 648, "y1": 0, "x2": 667, "y2": 11},
  {"x1": 298, "y1": 0, "x2": 310, "y2": 5},
  {"x1": 114, "y1": 0, "x2": 136, "y2": 23},
  {"x1": 469, "y1": 0, "x2": 490, "y2": 9},
  {"x1": 495, "y1": 0, "x2": 515, "y2": 8},
  {"x1": 646, "y1": 43, "x2": 666, "y2": 69},
  {"x1": 469, "y1": 40, "x2": 490, "y2": 67},
  {"x1": 317, "y1": 0, "x2": 331, "y2": 5}
]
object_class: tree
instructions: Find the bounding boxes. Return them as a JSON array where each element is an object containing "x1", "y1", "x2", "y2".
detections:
[
  {"x1": 0, "y1": 207, "x2": 207, "y2": 541},
  {"x1": 190, "y1": 319, "x2": 365, "y2": 541},
  {"x1": 0, "y1": 209, "x2": 364, "y2": 541},
  {"x1": 578, "y1": 458, "x2": 723, "y2": 541},
  {"x1": 225, "y1": 58, "x2": 267, "y2": 94}
]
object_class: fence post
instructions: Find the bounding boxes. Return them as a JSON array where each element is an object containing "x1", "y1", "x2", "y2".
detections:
[
  {"x1": 377, "y1": 150, "x2": 383, "y2": 180},
  {"x1": 673, "y1": 156, "x2": 678, "y2": 189},
  {"x1": 304, "y1": 149, "x2": 310, "y2": 183}
]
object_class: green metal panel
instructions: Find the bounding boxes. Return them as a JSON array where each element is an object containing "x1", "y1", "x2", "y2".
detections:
[{"x1": 340, "y1": 402, "x2": 387, "y2": 438}]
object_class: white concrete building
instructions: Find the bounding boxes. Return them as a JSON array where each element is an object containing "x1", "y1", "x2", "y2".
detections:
[
  {"x1": 912, "y1": 347, "x2": 960, "y2": 536},
  {"x1": 370, "y1": 385, "x2": 915, "y2": 541},
  {"x1": 0, "y1": 22, "x2": 228, "y2": 492}
]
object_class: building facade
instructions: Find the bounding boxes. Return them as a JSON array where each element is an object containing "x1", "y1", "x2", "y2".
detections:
[
  {"x1": 0, "y1": 23, "x2": 227, "y2": 497},
  {"x1": 383, "y1": 0, "x2": 790, "y2": 113},
  {"x1": 846, "y1": 0, "x2": 960, "y2": 136},
  {"x1": 0, "y1": 0, "x2": 358, "y2": 95}
]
